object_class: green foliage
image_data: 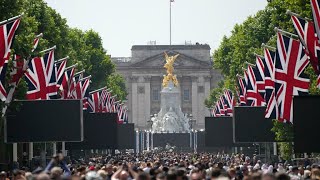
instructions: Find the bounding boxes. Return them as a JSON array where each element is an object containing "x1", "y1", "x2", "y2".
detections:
[
  {"x1": 208, "y1": 0, "x2": 319, "y2": 159},
  {"x1": 204, "y1": 81, "x2": 224, "y2": 108},
  {"x1": 0, "y1": 0, "x2": 127, "y2": 138},
  {"x1": 271, "y1": 120, "x2": 294, "y2": 160},
  {"x1": 106, "y1": 74, "x2": 128, "y2": 101}
]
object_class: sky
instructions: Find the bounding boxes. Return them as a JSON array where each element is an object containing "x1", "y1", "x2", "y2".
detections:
[{"x1": 45, "y1": 0, "x2": 268, "y2": 57}]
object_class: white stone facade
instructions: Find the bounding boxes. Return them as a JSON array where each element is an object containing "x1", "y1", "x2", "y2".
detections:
[{"x1": 112, "y1": 45, "x2": 223, "y2": 130}]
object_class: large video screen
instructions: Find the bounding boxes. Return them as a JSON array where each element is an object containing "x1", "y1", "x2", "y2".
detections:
[
  {"x1": 5, "y1": 100, "x2": 83, "y2": 143},
  {"x1": 117, "y1": 123, "x2": 135, "y2": 149},
  {"x1": 66, "y1": 113, "x2": 118, "y2": 149},
  {"x1": 205, "y1": 117, "x2": 234, "y2": 147},
  {"x1": 233, "y1": 106, "x2": 275, "y2": 143},
  {"x1": 293, "y1": 96, "x2": 320, "y2": 153}
]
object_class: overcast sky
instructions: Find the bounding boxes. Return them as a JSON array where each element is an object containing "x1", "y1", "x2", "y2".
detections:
[{"x1": 45, "y1": 0, "x2": 267, "y2": 57}]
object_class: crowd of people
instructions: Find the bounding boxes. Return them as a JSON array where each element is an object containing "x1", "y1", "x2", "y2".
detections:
[{"x1": 1, "y1": 152, "x2": 320, "y2": 180}]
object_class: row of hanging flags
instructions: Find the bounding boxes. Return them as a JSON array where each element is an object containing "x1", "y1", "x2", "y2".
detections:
[
  {"x1": 0, "y1": 14, "x2": 127, "y2": 124},
  {"x1": 210, "y1": 0, "x2": 320, "y2": 124}
]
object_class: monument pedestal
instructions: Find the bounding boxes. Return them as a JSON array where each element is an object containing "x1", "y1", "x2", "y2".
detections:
[{"x1": 151, "y1": 81, "x2": 190, "y2": 133}]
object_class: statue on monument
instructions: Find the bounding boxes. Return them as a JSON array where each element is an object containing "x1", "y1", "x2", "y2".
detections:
[
  {"x1": 162, "y1": 52, "x2": 179, "y2": 87},
  {"x1": 151, "y1": 52, "x2": 191, "y2": 133}
]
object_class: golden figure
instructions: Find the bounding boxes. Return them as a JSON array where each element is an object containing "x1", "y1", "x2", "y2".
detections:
[{"x1": 162, "y1": 52, "x2": 179, "y2": 87}]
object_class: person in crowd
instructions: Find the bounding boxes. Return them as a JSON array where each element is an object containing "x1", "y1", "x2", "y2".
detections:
[
  {"x1": 3, "y1": 152, "x2": 320, "y2": 180},
  {"x1": 0, "y1": 171, "x2": 9, "y2": 180},
  {"x1": 143, "y1": 163, "x2": 152, "y2": 174}
]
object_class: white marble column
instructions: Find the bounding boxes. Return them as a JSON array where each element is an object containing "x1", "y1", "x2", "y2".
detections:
[
  {"x1": 137, "y1": 76, "x2": 145, "y2": 127},
  {"x1": 144, "y1": 76, "x2": 151, "y2": 128},
  {"x1": 191, "y1": 76, "x2": 198, "y2": 126},
  {"x1": 131, "y1": 77, "x2": 139, "y2": 126},
  {"x1": 125, "y1": 76, "x2": 132, "y2": 123},
  {"x1": 203, "y1": 76, "x2": 211, "y2": 124}
]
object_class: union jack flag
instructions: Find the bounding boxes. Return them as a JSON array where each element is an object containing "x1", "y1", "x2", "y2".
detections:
[
  {"x1": 218, "y1": 96, "x2": 226, "y2": 116},
  {"x1": 25, "y1": 49, "x2": 57, "y2": 100},
  {"x1": 82, "y1": 87, "x2": 90, "y2": 110},
  {"x1": 69, "y1": 72, "x2": 83, "y2": 99},
  {"x1": 236, "y1": 76, "x2": 246, "y2": 105},
  {"x1": 32, "y1": 35, "x2": 41, "y2": 52},
  {"x1": 311, "y1": 0, "x2": 320, "y2": 43},
  {"x1": 123, "y1": 108, "x2": 128, "y2": 123},
  {"x1": 0, "y1": 17, "x2": 21, "y2": 101},
  {"x1": 212, "y1": 104, "x2": 221, "y2": 117},
  {"x1": 55, "y1": 59, "x2": 67, "y2": 88},
  {"x1": 110, "y1": 96, "x2": 117, "y2": 113},
  {"x1": 255, "y1": 55, "x2": 265, "y2": 96},
  {"x1": 117, "y1": 104, "x2": 125, "y2": 124},
  {"x1": 79, "y1": 77, "x2": 91, "y2": 110},
  {"x1": 291, "y1": 14, "x2": 320, "y2": 74},
  {"x1": 88, "y1": 91, "x2": 101, "y2": 113},
  {"x1": 81, "y1": 77, "x2": 90, "y2": 99},
  {"x1": 10, "y1": 55, "x2": 24, "y2": 87},
  {"x1": 263, "y1": 48, "x2": 278, "y2": 119},
  {"x1": 58, "y1": 66, "x2": 75, "y2": 99},
  {"x1": 100, "y1": 89, "x2": 111, "y2": 112},
  {"x1": 10, "y1": 34, "x2": 42, "y2": 88},
  {"x1": 275, "y1": 32, "x2": 310, "y2": 123},
  {"x1": 223, "y1": 89, "x2": 234, "y2": 116},
  {"x1": 244, "y1": 69, "x2": 254, "y2": 106},
  {"x1": 245, "y1": 66, "x2": 265, "y2": 106}
]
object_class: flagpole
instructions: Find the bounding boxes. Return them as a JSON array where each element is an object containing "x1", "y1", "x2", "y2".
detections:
[
  {"x1": 64, "y1": 63, "x2": 78, "y2": 71},
  {"x1": 74, "y1": 70, "x2": 85, "y2": 76},
  {"x1": 170, "y1": 0, "x2": 172, "y2": 45},
  {"x1": 261, "y1": 43, "x2": 276, "y2": 51},
  {"x1": 254, "y1": 53, "x2": 264, "y2": 59},
  {"x1": 274, "y1": 27, "x2": 299, "y2": 39},
  {"x1": 79, "y1": 75, "x2": 91, "y2": 82},
  {"x1": 245, "y1": 61, "x2": 255, "y2": 67},
  {"x1": 0, "y1": 13, "x2": 24, "y2": 26},
  {"x1": 55, "y1": 56, "x2": 69, "y2": 63},
  {"x1": 286, "y1": 10, "x2": 311, "y2": 21},
  {"x1": 89, "y1": 86, "x2": 107, "y2": 94},
  {"x1": 40, "y1": 45, "x2": 56, "y2": 54}
]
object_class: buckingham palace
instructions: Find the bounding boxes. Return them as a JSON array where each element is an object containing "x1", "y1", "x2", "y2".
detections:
[{"x1": 111, "y1": 44, "x2": 223, "y2": 130}]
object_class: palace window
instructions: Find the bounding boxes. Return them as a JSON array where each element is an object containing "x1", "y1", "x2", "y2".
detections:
[
  {"x1": 183, "y1": 89, "x2": 190, "y2": 101},
  {"x1": 198, "y1": 86, "x2": 204, "y2": 93},
  {"x1": 152, "y1": 88, "x2": 160, "y2": 101}
]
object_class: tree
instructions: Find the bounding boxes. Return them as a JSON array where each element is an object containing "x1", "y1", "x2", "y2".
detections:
[
  {"x1": 208, "y1": 0, "x2": 320, "y2": 159},
  {"x1": 0, "y1": 0, "x2": 128, "y2": 160},
  {"x1": 106, "y1": 74, "x2": 128, "y2": 101}
]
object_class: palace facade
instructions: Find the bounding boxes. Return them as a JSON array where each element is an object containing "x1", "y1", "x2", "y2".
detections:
[{"x1": 112, "y1": 44, "x2": 223, "y2": 130}]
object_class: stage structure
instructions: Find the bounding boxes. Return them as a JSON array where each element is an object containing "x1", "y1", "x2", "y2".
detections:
[{"x1": 151, "y1": 52, "x2": 190, "y2": 132}]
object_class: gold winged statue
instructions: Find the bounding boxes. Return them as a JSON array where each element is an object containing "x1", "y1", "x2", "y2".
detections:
[{"x1": 162, "y1": 52, "x2": 179, "y2": 87}]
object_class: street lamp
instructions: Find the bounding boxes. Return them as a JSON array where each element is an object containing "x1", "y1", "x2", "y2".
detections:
[{"x1": 188, "y1": 114, "x2": 196, "y2": 131}]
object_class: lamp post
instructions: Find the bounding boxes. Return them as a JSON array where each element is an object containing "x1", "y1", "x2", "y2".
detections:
[
  {"x1": 135, "y1": 129, "x2": 139, "y2": 154},
  {"x1": 147, "y1": 115, "x2": 155, "y2": 151},
  {"x1": 188, "y1": 114, "x2": 196, "y2": 150},
  {"x1": 188, "y1": 117, "x2": 196, "y2": 131}
]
